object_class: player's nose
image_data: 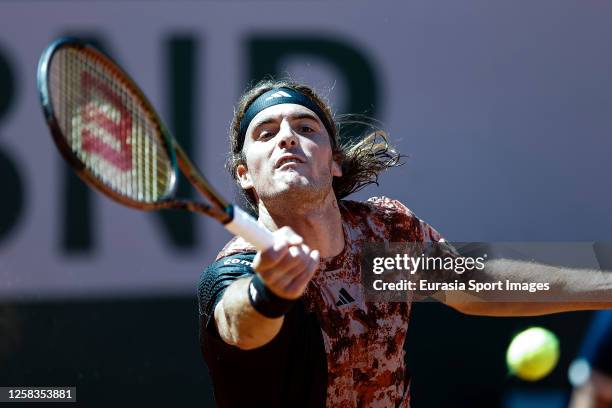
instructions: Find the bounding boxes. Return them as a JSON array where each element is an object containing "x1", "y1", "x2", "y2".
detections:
[{"x1": 277, "y1": 121, "x2": 298, "y2": 149}]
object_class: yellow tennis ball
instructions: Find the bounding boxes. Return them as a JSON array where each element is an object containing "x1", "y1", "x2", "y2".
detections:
[{"x1": 506, "y1": 327, "x2": 560, "y2": 381}]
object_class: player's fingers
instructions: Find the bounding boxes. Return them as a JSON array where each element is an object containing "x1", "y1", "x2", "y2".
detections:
[
  {"x1": 254, "y1": 227, "x2": 305, "y2": 271},
  {"x1": 284, "y1": 250, "x2": 319, "y2": 297},
  {"x1": 286, "y1": 270, "x2": 316, "y2": 297},
  {"x1": 262, "y1": 244, "x2": 312, "y2": 285},
  {"x1": 277, "y1": 226, "x2": 303, "y2": 246},
  {"x1": 253, "y1": 235, "x2": 291, "y2": 271},
  {"x1": 310, "y1": 249, "x2": 320, "y2": 263},
  {"x1": 270, "y1": 250, "x2": 313, "y2": 293}
]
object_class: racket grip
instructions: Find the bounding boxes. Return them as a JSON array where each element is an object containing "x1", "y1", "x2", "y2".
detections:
[{"x1": 224, "y1": 205, "x2": 274, "y2": 251}]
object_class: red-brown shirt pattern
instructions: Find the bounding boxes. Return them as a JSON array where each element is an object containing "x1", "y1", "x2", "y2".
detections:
[{"x1": 215, "y1": 197, "x2": 446, "y2": 408}]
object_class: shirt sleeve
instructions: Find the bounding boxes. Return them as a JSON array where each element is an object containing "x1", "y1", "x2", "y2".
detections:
[
  {"x1": 364, "y1": 196, "x2": 442, "y2": 240},
  {"x1": 197, "y1": 253, "x2": 328, "y2": 407},
  {"x1": 197, "y1": 252, "x2": 256, "y2": 330},
  {"x1": 366, "y1": 196, "x2": 465, "y2": 301}
]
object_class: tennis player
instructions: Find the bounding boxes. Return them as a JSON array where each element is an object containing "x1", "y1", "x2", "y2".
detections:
[{"x1": 198, "y1": 80, "x2": 612, "y2": 407}]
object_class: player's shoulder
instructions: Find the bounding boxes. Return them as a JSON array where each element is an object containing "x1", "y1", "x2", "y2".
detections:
[
  {"x1": 198, "y1": 250, "x2": 256, "y2": 319},
  {"x1": 365, "y1": 196, "x2": 417, "y2": 215},
  {"x1": 340, "y1": 196, "x2": 418, "y2": 222},
  {"x1": 340, "y1": 196, "x2": 444, "y2": 242},
  {"x1": 202, "y1": 248, "x2": 256, "y2": 279},
  {"x1": 201, "y1": 238, "x2": 256, "y2": 281},
  {"x1": 199, "y1": 247, "x2": 256, "y2": 304},
  {"x1": 215, "y1": 236, "x2": 257, "y2": 261}
]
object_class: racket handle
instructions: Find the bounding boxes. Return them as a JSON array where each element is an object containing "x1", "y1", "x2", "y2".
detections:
[{"x1": 224, "y1": 205, "x2": 274, "y2": 251}]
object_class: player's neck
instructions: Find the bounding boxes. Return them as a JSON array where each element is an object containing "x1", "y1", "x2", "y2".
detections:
[{"x1": 257, "y1": 191, "x2": 344, "y2": 258}]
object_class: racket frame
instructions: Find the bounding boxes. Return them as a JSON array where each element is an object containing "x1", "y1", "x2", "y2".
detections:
[
  {"x1": 38, "y1": 38, "x2": 274, "y2": 249},
  {"x1": 38, "y1": 37, "x2": 180, "y2": 210},
  {"x1": 37, "y1": 38, "x2": 234, "y2": 221}
]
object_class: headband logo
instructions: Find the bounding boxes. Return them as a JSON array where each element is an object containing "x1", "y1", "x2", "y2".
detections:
[{"x1": 264, "y1": 90, "x2": 292, "y2": 101}]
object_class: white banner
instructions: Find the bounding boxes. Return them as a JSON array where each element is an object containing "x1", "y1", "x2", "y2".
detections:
[{"x1": 1, "y1": 0, "x2": 611, "y2": 299}]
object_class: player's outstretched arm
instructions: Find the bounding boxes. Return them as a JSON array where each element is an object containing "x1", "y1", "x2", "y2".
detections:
[
  {"x1": 444, "y1": 258, "x2": 612, "y2": 316},
  {"x1": 214, "y1": 227, "x2": 319, "y2": 350}
]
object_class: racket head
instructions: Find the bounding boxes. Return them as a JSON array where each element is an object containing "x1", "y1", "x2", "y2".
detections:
[{"x1": 37, "y1": 37, "x2": 178, "y2": 210}]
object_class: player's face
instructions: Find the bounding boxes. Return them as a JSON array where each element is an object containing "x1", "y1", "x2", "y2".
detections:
[{"x1": 237, "y1": 103, "x2": 342, "y2": 207}]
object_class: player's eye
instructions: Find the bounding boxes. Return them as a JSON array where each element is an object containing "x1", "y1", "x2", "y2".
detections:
[
  {"x1": 299, "y1": 125, "x2": 315, "y2": 133},
  {"x1": 258, "y1": 130, "x2": 275, "y2": 140}
]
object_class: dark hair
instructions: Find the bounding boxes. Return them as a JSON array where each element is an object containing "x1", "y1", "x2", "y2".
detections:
[{"x1": 228, "y1": 79, "x2": 402, "y2": 213}]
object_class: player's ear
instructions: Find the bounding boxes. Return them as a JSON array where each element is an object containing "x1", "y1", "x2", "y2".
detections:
[
  {"x1": 236, "y1": 163, "x2": 254, "y2": 189},
  {"x1": 331, "y1": 152, "x2": 343, "y2": 177}
]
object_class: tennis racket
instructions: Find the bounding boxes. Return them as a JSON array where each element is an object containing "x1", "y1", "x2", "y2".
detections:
[{"x1": 37, "y1": 37, "x2": 274, "y2": 251}]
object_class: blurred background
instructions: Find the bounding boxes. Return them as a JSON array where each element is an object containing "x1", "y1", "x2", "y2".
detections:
[{"x1": 0, "y1": 0, "x2": 611, "y2": 406}]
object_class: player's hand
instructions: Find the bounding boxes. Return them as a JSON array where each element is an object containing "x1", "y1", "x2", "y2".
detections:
[{"x1": 252, "y1": 226, "x2": 320, "y2": 300}]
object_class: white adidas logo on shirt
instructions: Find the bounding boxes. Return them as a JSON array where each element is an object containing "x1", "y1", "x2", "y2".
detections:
[{"x1": 264, "y1": 90, "x2": 291, "y2": 101}]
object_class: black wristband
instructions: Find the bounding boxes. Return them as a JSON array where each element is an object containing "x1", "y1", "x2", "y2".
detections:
[{"x1": 247, "y1": 274, "x2": 296, "y2": 318}]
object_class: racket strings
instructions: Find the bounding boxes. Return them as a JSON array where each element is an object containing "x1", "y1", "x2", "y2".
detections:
[
  {"x1": 48, "y1": 46, "x2": 173, "y2": 203},
  {"x1": 55, "y1": 52, "x2": 168, "y2": 199},
  {"x1": 76, "y1": 49, "x2": 169, "y2": 197}
]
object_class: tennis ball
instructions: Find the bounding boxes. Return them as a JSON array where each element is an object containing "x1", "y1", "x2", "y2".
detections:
[{"x1": 506, "y1": 327, "x2": 560, "y2": 381}]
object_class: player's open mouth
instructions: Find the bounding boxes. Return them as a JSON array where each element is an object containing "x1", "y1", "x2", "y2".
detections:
[{"x1": 275, "y1": 154, "x2": 305, "y2": 169}]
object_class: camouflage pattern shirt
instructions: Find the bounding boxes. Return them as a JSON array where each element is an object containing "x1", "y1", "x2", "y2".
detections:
[{"x1": 199, "y1": 197, "x2": 446, "y2": 408}]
